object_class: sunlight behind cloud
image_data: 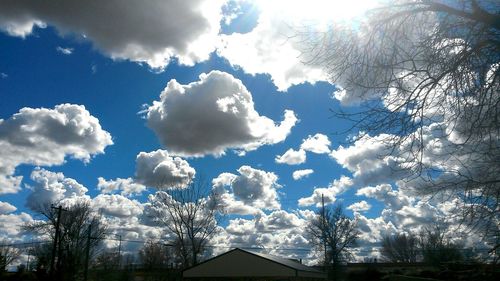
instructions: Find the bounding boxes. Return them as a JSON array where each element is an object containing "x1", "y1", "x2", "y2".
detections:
[{"x1": 254, "y1": 0, "x2": 378, "y2": 25}]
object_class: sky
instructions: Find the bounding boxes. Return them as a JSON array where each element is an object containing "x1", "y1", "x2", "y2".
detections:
[{"x1": 0, "y1": 0, "x2": 491, "y2": 265}]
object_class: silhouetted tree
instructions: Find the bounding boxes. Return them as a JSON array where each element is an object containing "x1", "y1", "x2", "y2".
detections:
[
  {"x1": 381, "y1": 233, "x2": 419, "y2": 263},
  {"x1": 149, "y1": 177, "x2": 224, "y2": 268},
  {"x1": 25, "y1": 201, "x2": 106, "y2": 280},
  {"x1": 301, "y1": 0, "x2": 499, "y2": 255},
  {"x1": 138, "y1": 240, "x2": 170, "y2": 270},
  {"x1": 0, "y1": 242, "x2": 20, "y2": 273},
  {"x1": 419, "y1": 226, "x2": 463, "y2": 264},
  {"x1": 307, "y1": 204, "x2": 359, "y2": 266}
]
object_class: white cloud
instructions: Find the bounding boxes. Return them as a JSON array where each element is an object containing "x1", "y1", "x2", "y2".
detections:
[
  {"x1": 292, "y1": 169, "x2": 314, "y2": 180},
  {"x1": 347, "y1": 200, "x2": 371, "y2": 213},
  {"x1": 216, "y1": 4, "x2": 326, "y2": 91},
  {"x1": 298, "y1": 176, "x2": 352, "y2": 207},
  {"x1": 0, "y1": 104, "x2": 113, "y2": 194},
  {"x1": 147, "y1": 71, "x2": 298, "y2": 157},
  {"x1": 301, "y1": 133, "x2": 331, "y2": 154},
  {"x1": 330, "y1": 134, "x2": 409, "y2": 186},
  {"x1": 0, "y1": 0, "x2": 225, "y2": 70},
  {"x1": 212, "y1": 166, "x2": 281, "y2": 214},
  {"x1": 0, "y1": 212, "x2": 33, "y2": 241},
  {"x1": 56, "y1": 46, "x2": 73, "y2": 55},
  {"x1": 0, "y1": 201, "x2": 16, "y2": 214},
  {"x1": 356, "y1": 184, "x2": 411, "y2": 210},
  {"x1": 97, "y1": 177, "x2": 146, "y2": 196},
  {"x1": 25, "y1": 168, "x2": 90, "y2": 211},
  {"x1": 135, "y1": 150, "x2": 195, "y2": 188},
  {"x1": 275, "y1": 149, "x2": 306, "y2": 165},
  {"x1": 92, "y1": 194, "x2": 143, "y2": 218}
]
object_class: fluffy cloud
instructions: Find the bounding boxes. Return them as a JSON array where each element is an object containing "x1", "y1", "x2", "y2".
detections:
[
  {"x1": 330, "y1": 134, "x2": 409, "y2": 186},
  {"x1": 147, "y1": 71, "x2": 297, "y2": 157},
  {"x1": 212, "y1": 166, "x2": 281, "y2": 214},
  {"x1": 0, "y1": 104, "x2": 112, "y2": 194},
  {"x1": 275, "y1": 149, "x2": 306, "y2": 165},
  {"x1": 0, "y1": 212, "x2": 33, "y2": 241},
  {"x1": 25, "y1": 168, "x2": 90, "y2": 211},
  {"x1": 356, "y1": 184, "x2": 411, "y2": 210},
  {"x1": 292, "y1": 169, "x2": 314, "y2": 180},
  {"x1": 217, "y1": 3, "x2": 326, "y2": 90},
  {"x1": 300, "y1": 133, "x2": 331, "y2": 154},
  {"x1": 0, "y1": 201, "x2": 16, "y2": 214},
  {"x1": 97, "y1": 177, "x2": 146, "y2": 196},
  {"x1": 92, "y1": 194, "x2": 143, "y2": 218},
  {"x1": 135, "y1": 150, "x2": 195, "y2": 188},
  {"x1": 0, "y1": 0, "x2": 225, "y2": 69},
  {"x1": 298, "y1": 176, "x2": 352, "y2": 207},
  {"x1": 347, "y1": 200, "x2": 371, "y2": 213}
]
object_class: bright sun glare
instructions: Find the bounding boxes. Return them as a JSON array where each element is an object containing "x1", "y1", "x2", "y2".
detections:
[{"x1": 255, "y1": 0, "x2": 379, "y2": 23}]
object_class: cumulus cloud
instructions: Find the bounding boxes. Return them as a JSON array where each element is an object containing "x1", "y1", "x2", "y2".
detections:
[
  {"x1": 347, "y1": 200, "x2": 371, "y2": 213},
  {"x1": 356, "y1": 184, "x2": 411, "y2": 210},
  {"x1": 147, "y1": 71, "x2": 298, "y2": 157},
  {"x1": 135, "y1": 150, "x2": 195, "y2": 188},
  {"x1": 0, "y1": 201, "x2": 17, "y2": 214},
  {"x1": 0, "y1": 104, "x2": 113, "y2": 194},
  {"x1": 212, "y1": 166, "x2": 281, "y2": 214},
  {"x1": 330, "y1": 134, "x2": 409, "y2": 186},
  {"x1": 0, "y1": 0, "x2": 225, "y2": 69},
  {"x1": 92, "y1": 194, "x2": 143, "y2": 218},
  {"x1": 298, "y1": 176, "x2": 352, "y2": 207},
  {"x1": 217, "y1": 4, "x2": 326, "y2": 91},
  {"x1": 56, "y1": 46, "x2": 73, "y2": 55},
  {"x1": 25, "y1": 168, "x2": 90, "y2": 211},
  {"x1": 97, "y1": 177, "x2": 146, "y2": 196},
  {"x1": 300, "y1": 133, "x2": 331, "y2": 154},
  {"x1": 275, "y1": 149, "x2": 306, "y2": 165},
  {"x1": 292, "y1": 169, "x2": 314, "y2": 180},
  {"x1": 0, "y1": 212, "x2": 33, "y2": 241}
]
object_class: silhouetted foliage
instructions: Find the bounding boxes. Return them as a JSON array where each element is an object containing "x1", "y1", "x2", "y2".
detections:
[
  {"x1": 307, "y1": 204, "x2": 359, "y2": 265},
  {"x1": 149, "y1": 177, "x2": 224, "y2": 268},
  {"x1": 301, "y1": 0, "x2": 500, "y2": 257},
  {"x1": 24, "y1": 201, "x2": 106, "y2": 280},
  {"x1": 419, "y1": 226, "x2": 463, "y2": 264},
  {"x1": 381, "y1": 233, "x2": 419, "y2": 263}
]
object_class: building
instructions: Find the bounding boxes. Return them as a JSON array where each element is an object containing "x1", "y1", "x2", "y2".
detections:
[{"x1": 183, "y1": 248, "x2": 326, "y2": 281}]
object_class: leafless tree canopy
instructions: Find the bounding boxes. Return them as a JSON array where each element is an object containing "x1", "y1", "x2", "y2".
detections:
[
  {"x1": 0, "y1": 242, "x2": 20, "y2": 272},
  {"x1": 24, "y1": 201, "x2": 106, "y2": 279},
  {"x1": 381, "y1": 233, "x2": 419, "y2": 263},
  {"x1": 419, "y1": 225, "x2": 464, "y2": 264},
  {"x1": 307, "y1": 204, "x2": 359, "y2": 265},
  {"x1": 138, "y1": 240, "x2": 171, "y2": 270},
  {"x1": 149, "y1": 177, "x2": 224, "y2": 268},
  {"x1": 301, "y1": 0, "x2": 499, "y2": 251}
]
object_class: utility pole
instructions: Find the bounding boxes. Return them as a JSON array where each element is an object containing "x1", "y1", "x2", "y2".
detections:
[
  {"x1": 83, "y1": 223, "x2": 92, "y2": 281},
  {"x1": 321, "y1": 194, "x2": 327, "y2": 267},
  {"x1": 49, "y1": 205, "x2": 64, "y2": 279},
  {"x1": 117, "y1": 234, "x2": 122, "y2": 269}
]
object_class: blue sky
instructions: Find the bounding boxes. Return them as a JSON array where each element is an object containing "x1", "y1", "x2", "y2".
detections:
[{"x1": 0, "y1": 0, "x2": 491, "y2": 264}]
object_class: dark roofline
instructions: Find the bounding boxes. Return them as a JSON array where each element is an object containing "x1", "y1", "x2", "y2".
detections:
[{"x1": 183, "y1": 248, "x2": 324, "y2": 275}]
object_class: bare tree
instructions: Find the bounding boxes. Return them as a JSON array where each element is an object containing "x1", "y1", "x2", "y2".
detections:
[
  {"x1": 25, "y1": 201, "x2": 106, "y2": 280},
  {"x1": 138, "y1": 240, "x2": 170, "y2": 270},
  {"x1": 301, "y1": 0, "x2": 499, "y2": 253},
  {"x1": 0, "y1": 242, "x2": 20, "y2": 272},
  {"x1": 148, "y1": 177, "x2": 224, "y2": 268},
  {"x1": 381, "y1": 233, "x2": 419, "y2": 263},
  {"x1": 419, "y1": 225, "x2": 463, "y2": 264},
  {"x1": 307, "y1": 204, "x2": 359, "y2": 266}
]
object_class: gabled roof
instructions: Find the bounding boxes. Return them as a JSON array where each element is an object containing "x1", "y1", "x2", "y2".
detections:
[
  {"x1": 183, "y1": 248, "x2": 326, "y2": 279},
  {"x1": 240, "y1": 248, "x2": 323, "y2": 273}
]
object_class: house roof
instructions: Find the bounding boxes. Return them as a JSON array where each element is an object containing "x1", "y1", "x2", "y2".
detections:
[
  {"x1": 241, "y1": 248, "x2": 323, "y2": 273},
  {"x1": 183, "y1": 248, "x2": 326, "y2": 279}
]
